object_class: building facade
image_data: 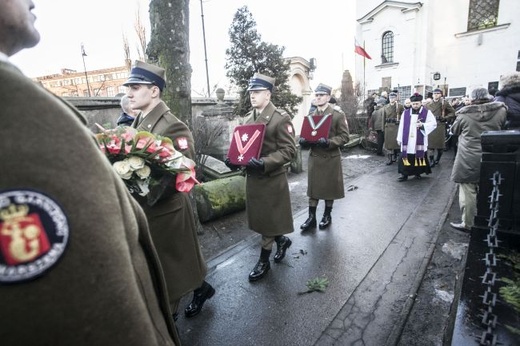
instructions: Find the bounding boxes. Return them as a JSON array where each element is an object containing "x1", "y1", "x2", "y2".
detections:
[
  {"x1": 35, "y1": 66, "x2": 130, "y2": 97},
  {"x1": 35, "y1": 58, "x2": 314, "y2": 134},
  {"x1": 355, "y1": 0, "x2": 520, "y2": 98}
]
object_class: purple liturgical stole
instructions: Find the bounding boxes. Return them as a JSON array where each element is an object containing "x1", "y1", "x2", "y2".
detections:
[{"x1": 401, "y1": 107, "x2": 428, "y2": 159}]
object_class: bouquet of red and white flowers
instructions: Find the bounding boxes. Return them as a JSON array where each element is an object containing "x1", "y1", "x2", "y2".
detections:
[{"x1": 95, "y1": 125, "x2": 199, "y2": 201}]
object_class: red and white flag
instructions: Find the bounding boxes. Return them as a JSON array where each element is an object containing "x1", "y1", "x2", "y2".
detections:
[{"x1": 354, "y1": 39, "x2": 371, "y2": 59}]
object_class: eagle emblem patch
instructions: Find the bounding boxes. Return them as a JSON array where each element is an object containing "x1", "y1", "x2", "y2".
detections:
[{"x1": 177, "y1": 137, "x2": 189, "y2": 150}]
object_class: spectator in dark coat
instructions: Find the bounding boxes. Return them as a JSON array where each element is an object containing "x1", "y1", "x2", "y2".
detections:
[
  {"x1": 495, "y1": 72, "x2": 520, "y2": 129},
  {"x1": 117, "y1": 95, "x2": 138, "y2": 126},
  {"x1": 449, "y1": 88, "x2": 507, "y2": 231},
  {"x1": 364, "y1": 92, "x2": 377, "y2": 128}
]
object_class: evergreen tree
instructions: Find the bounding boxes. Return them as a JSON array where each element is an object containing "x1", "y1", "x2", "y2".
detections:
[
  {"x1": 225, "y1": 6, "x2": 302, "y2": 117},
  {"x1": 339, "y1": 70, "x2": 363, "y2": 135}
]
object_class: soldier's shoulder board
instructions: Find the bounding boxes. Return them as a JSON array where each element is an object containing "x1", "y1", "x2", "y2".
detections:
[{"x1": 333, "y1": 105, "x2": 345, "y2": 114}]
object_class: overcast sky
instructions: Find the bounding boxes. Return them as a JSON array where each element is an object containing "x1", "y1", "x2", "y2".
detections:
[{"x1": 11, "y1": 0, "x2": 357, "y2": 95}]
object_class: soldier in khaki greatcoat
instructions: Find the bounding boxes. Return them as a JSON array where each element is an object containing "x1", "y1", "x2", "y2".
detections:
[
  {"x1": 225, "y1": 73, "x2": 296, "y2": 282},
  {"x1": 383, "y1": 92, "x2": 405, "y2": 165},
  {"x1": 299, "y1": 84, "x2": 350, "y2": 231},
  {"x1": 0, "y1": 3, "x2": 178, "y2": 345},
  {"x1": 125, "y1": 61, "x2": 215, "y2": 321},
  {"x1": 426, "y1": 88, "x2": 455, "y2": 167}
]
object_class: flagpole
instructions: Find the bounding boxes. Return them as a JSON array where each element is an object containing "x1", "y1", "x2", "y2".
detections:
[
  {"x1": 81, "y1": 44, "x2": 91, "y2": 97},
  {"x1": 363, "y1": 41, "x2": 366, "y2": 103}
]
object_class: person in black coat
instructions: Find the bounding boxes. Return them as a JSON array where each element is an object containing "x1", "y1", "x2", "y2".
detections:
[
  {"x1": 495, "y1": 72, "x2": 520, "y2": 129},
  {"x1": 117, "y1": 95, "x2": 138, "y2": 126}
]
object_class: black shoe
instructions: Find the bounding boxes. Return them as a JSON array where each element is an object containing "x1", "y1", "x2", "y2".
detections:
[
  {"x1": 385, "y1": 159, "x2": 393, "y2": 165},
  {"x1": 319, "y1": 215, "x2": 332, "y2": 229},
  {"x1": 248, "y1": 260, "x2": 270, "y2": 282},
  {"x1": 434, "y1": 160, "x2": 440, "y2": 165},
  {"x1": 274, "y1": 236, "x2": 292, "y2": 263},
  {"x1": 300, "y1": 216, "x2": 316, "y2": 231},
  {"x1": 430, "y1": 161, "x2": 436, "y2": 168},
  {"x1": 184, "y1": 281, "x2": 215, "y2": 318},
  {"x1": 398, "y1": 174, "x2": 408, "y2": 182}
]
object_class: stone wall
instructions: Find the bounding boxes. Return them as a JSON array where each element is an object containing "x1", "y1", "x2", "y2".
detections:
[{"x1": 66, "y1": 96, "x2": 237, "y2": 135}]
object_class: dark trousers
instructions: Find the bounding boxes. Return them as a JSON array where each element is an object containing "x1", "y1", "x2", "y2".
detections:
[{"x1": 376, "y1": 130, "x2": 384, "y2": 154}]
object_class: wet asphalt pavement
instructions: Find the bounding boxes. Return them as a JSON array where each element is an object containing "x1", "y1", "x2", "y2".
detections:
[{"x1": 175, "y1": 148, "x2": 461, "y2": 346}]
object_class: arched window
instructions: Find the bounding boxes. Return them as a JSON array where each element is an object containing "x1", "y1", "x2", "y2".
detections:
[{"x1": 381, "y1": 31, "x2": 394, "y2": 64}]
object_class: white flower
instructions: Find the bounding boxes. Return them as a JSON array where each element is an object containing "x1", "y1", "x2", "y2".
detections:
[
  {"x1": 135, "y1": 165, "x2": 151, "y2": 179},
  {"x1": 128, "y1": 156, "x2": 145, "y2": 170},
  {"x1": 113, "y1": 160, "x2": 133, "y2": 179}
]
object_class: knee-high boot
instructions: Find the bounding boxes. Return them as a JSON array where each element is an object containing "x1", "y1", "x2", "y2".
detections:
[
  {"x1": 319, "y1": 206, "x2": 333, "y2": 229},
  {"x1": 300, "y1": 206, "x2": 317, "y2": 231}
]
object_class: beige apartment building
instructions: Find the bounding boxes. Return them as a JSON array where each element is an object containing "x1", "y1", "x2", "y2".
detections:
[{"x1": 35, "y1": 66, "x2": 130, "y2": 97}]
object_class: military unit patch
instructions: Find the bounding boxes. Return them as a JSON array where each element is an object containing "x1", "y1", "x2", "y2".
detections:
[{"x1": 0, "y1": 190, "x2": 69, "y2": 284}]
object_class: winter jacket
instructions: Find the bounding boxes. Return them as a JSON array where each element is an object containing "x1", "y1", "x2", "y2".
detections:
[
  {"x1": 495, "y1": 86, "x2": 520, "y2": 129},
  {"x1": 450, "y1": 101, "x2": 507, "y2": 183},
  {"x1": 372, "y1": 105, "x2": 385, "y2": 131}
]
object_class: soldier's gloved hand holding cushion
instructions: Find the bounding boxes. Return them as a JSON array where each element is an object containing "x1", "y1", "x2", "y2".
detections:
[
  {"x1": 224, "y1": 157, "x2": 240, "y2": 171},
  {"x1": 298, "y1": 137, "x2": 310, "y2": 149},
  {"x1": 247, "y1": 157, "x2": 264, "y2": 171},
  {"x1": 317, "y1": 137, "x2": 329, "y2": 148}
]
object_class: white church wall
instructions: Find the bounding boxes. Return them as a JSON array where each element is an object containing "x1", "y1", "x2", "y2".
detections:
[{"x1": 356, "y1": 0, "x2": 519, "y2": 98}]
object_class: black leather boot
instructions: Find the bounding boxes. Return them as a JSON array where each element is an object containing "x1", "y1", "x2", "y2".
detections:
[
  {"x1": 385, "y1": 154, "x2": 393, "y2": 165},
  {"x1": 319, "y1": 207, "x2": 332, "y2": 229},
  {"x1": 248, "y1": 248, "x2": 271, "y2": 282},
  {"x1": 300, "y1": 206, "x2": 317, "y2": 231},
  {"x1": 184, "y1": 281, "x2": 215, "y2": 318},
  {"x1": 273, "y1": 236, "x2": 292, "y2": 263}
]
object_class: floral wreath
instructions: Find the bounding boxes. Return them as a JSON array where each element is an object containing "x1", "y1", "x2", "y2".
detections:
[{"x1": 95, "y1": 125, "x2": 199, "y2": 203}]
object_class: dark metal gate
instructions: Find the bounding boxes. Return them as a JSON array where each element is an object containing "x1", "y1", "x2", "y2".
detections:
[{"x1": 451, "y1": 130, "x2": 520, "y2": 345}]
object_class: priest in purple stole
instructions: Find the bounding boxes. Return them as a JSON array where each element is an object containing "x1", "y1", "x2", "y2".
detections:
[{"x1": 396, "y1": 93, "x2": 437, "y2": 181}]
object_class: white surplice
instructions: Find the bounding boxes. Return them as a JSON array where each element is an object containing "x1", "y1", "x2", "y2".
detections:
[{"x1": 396, "y1": 107, "x2": 437, "y2": 154}]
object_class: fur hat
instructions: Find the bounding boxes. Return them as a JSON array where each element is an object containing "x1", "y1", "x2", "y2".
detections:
[
  {"x1": 499, "y1": 72, "x2": 520, "y2": 89},
  {"x1": 471, "y1": 87, "x2": 491, "y2": 101}
]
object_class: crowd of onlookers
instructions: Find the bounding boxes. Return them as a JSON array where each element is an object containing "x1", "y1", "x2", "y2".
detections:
[
  {"x1": 364, "y1": 72, "x2": 519, "y2": 232},
  {"x1": 367, "y1": 70, "x2": 520, "y2": 132}
]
